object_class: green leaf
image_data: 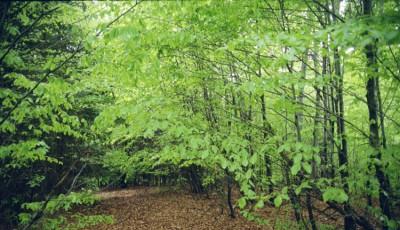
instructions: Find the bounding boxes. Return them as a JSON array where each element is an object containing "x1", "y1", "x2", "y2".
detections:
[
  {"x1": 313, "y1": 155, "x2": 321, "y2": 165},
  {"x1": 255, "y1": 199, "x2": 264, "y2": 209},
  {"x1": 238, "y1": 197, "x2": 246, "y2": 209},
  {"x1": 245, "y1": 169, "x2": 252, "y2": 179},
  {"x1": 221, "y1": 158, "x2": 228, "y2": 169},
  {"x1": 274, "y1": 196, "x2": 283, "y2": 207},
  {"x1": 291, "y1": 162, "x2": 301, "y2": 175},
  {"x1": 293, "y1": 153, "x2": 302, "y2": 163},
  {"x1": 249, "y1": 154, "x2": 258, "y2": 165},
  {"x1": 302, "y1": 162, "x2": 312, "y2": 174},
  {"x1": 200, "y1": 150, "x2": 209, "y2": 159},
  {"x1": 322, "y1": 187, "x2": 348, "y2": 203}
]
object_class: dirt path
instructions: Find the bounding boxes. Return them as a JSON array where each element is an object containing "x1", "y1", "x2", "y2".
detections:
[{"x1": 79, "y1": 187, "x2": 270, "y2": 230}]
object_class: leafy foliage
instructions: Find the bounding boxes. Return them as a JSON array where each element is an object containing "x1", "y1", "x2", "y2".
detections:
[{"x1": 1, "y1": 0, "x2": 400, "y2": 229}]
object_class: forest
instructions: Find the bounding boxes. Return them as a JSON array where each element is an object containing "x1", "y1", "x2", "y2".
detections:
[{"x1": 0, "y1": 0, "x2": 399, "y2": 229}]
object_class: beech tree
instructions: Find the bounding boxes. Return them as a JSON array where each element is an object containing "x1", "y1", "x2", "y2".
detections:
[{"x1": 0, "y1": 1, "x2": 399, "y2": 229}]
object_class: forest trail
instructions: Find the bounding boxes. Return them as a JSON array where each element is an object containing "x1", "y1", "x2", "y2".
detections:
[
  {"x1": 3, "y1": 1, "x2": 397, "y2": 229},
  {"x1": 79, "y1": 187, "x2": 270, "y2": 230}
]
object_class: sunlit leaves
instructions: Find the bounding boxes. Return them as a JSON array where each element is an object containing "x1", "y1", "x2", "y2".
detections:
[
  {"x1": 3, "y1": 50, "x2": 24, "y2": 68},
  {"x1": 274, "y1": 195, "x2": 283, "y2": 207},
  {"x1": 20, "y1": 190, "x2": 98, "y2": 217},
  {"x1": 322, "y1": 187, "x2": 348, "y2": 204},
  {"x1": 273, "y1": 187, "x2": 290, "y2": 208},
  {"x1": 0, "y1": 140, "x2": 60, "y2": 169},
  {"x1": 238, "y1": 197, "x2": 247, "y2": 209},
  {"x1": 1, "y1": 0, "x2": 396, "y2": 228}
]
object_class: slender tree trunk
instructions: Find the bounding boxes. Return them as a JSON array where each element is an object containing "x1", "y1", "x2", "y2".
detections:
[
  {"x1": 334, "y1": 47, "x2": 356, "y2": 229},
  {"x1": 321, "y1": 46, "x2": 330, "y2": 178},
  {"x1": 287, "y1": 55, "x2": 308, "y2": 229},
  {"x1": 306, "y1": 192, "x2": 317, "y2": 230},
  {"x1": 226, "y1": 172, "x2": 235, "y2": 218},
  {"x1": 258, "y1": 50, "x2": 273, "y2": 194},
  {"x1": 363, "y1": 1, "x2": 392, "y2": 228},
  {"x1": 376, "y1": 78, "x2": 387, "y2": 149},
  {"x1": 312, "y1": 48, "x2": 322, "y2": 178},
  {"x1": 261, "y1": 94, "x2": 273, "y2": 193}
]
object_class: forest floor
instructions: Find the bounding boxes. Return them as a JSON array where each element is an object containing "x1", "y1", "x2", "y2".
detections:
[{"x1": 76, "y1": 187, "x2": 340, "y2": 230}]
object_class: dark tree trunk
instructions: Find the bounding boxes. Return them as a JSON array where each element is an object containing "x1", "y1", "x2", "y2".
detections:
[
  {"x1": 261, "y1": 94, "x2": 273, "y2": 194},
  {"x1": 306, "y1": 192, "x2": 317, "y2": 230},
  {"x1": 363, "y1": 0, "x2": 392, "y2": 228},
  {"x1": 226, "y1": 173, "x2": 235, "y2": 218},
  {"x1": 334, "y1": 47, "x2": 356, "y2": 229}
]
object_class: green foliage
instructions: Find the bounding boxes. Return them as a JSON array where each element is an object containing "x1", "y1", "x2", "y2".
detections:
[
  {"x1": 20, "y1": 213, "x2": 114, "y2": 230},
  {"x1": 66, "y1": 214, "x2": 114, "y2": 230},
  {"x1": 0, "y1": 140, "x2": 59, "y2": 169},
  {"x1": 322, "y1": 187, "x2": 349, "y2": 204},
  {"x1": 0, "y1": 1, "x2": 107, "y2": 227},
  {"x1": 1, "y1": 0, "x2": 400, "y2": 229},
  {"x1": 274, "y1": 187, "x2": 290, "y2": 208},
  {"x1": 20, "y1": 191, "x2": 98, "y2": 217},
  {"x1": 19, "y1": 191, "x2": 101, "y2": 229}
]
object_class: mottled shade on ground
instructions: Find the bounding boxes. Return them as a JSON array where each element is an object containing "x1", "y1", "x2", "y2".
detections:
[
  {"x1": 75, "y1": 187, "x2": 341, "y2": 230},
  {"x1": 80, "y1": 187, "x2": 265, "y2": 230}
]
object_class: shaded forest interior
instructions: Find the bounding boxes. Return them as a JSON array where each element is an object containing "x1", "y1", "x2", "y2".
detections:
[{"x1": 0, "y1": 0, "x2": 400, "y2": 229}]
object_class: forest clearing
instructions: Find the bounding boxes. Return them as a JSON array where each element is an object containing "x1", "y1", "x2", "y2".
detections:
[{"x1": 0, "y1": 1, "x2": 399, "y2": 230}]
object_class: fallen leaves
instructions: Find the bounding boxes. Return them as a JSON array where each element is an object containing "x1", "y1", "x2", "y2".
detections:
[{"x1": 78, "y1": 187, "x2": 266, "y2": 230}]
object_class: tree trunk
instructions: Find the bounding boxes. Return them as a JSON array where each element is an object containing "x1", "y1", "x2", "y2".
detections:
[
  {"x1": 334, "y1": 47, "x2": 355, "y2": 229},
  {"x1": 226, "y1": 172, "x2": 235, "y2": 218},
  {"x1": 363, "y1": 0, "x2": 392, "y2": 227},
  {"x1": 261, "y1": 94, "x2": 273, "y2": 194}
]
